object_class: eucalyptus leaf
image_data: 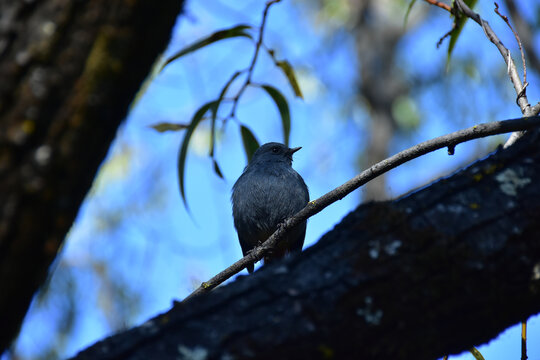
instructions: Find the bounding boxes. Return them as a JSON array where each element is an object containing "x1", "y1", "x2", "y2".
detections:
[
  {"x1": 212, "y1": 159, "x2": 224, "y2": 179},
  {"x1": 150, "y1": 122, "x2": 188, "y2": 132},
  {"x1": 240, "y1": 125, "x2": 260, "y2": 163},
  {"x1": 404, "y1": 0, "x2": 417, "y2": 28},
  {"x1": 178, "y1": 101, "x2": 218, "y2": 209},
  {"x1": 447, "y1": 0, "x2": 478, "y2": 66},
  {"x1": 468, "y1": 347, "x2": 486, "y2": 360},
  {"x1": 162, "y1": 25, "x2": 253, "y2": 71},
  {"x1": 260, "y1": 84, "x2": 291, "y2": 147},
  {"x1": 276, "y1": 60, "x2": 303, "y2": 99},
  {"x1": 210, "y1": 70, "x2": 243, "y2": 157}
]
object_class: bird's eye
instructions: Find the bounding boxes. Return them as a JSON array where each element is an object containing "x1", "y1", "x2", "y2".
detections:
[{"x1": 271, "y1": 147, "x2": 279, "y2": 153}]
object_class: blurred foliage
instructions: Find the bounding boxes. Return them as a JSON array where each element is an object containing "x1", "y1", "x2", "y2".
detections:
[{"x1": 392, "y1": 95, "x2": 420, "y2": 131}]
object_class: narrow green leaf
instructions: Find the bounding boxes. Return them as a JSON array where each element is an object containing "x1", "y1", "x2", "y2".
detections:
[
  {"x1": 150, "y1": 122, "x2": 188, "y2": 132},
  {"x1": 276, "y1": 60, "x2": 303, "y2": 99},
  {"x1": 240, "y1": 125, "x2": 260, "y2": 163},
  {"x1": 447, "y1": 0, "x2": 478, "y2": 66},
  {"x1": 468, "y1": 347, "x2": 486, "y2": 360},
  {"x1": 210, "y1": 71, "x2": 243, "y2": 157},
  {"x1": 178, "y1": 101, "x2": 218, "y2": 209},
  {"x1": 162, "y1": 25, "x2": 253, "y2": 71},
  {"x1": 404, "y1": 0, "x2": 417, "y2": 28},
  {"x1": 260, "y1": 84, "x2": 291, "y2": 147},
  {"x1": 212, "y1": 159, "x2": 224, "y2": 179}
]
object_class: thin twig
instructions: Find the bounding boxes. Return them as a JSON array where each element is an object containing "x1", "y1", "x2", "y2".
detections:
[
  {"x1": 423, "y1": 0, "x2": 452, "y2": 13},
  {"x1": 503, "y1": 0, "x2": 540, "y2": 74},
  {"x1": 183, "y1": 116, "x2": 540, "y2": 302},
  {"x1": 453, "y1": 0, "x2": 526, "y2": 105},
  {"x1": 494, "y1": 2, "x2": 527, "y2": 89},
  {"x1": 437, "y1": 26, "x2": 456, "y2": 48},
  {"x1": 436, "y1": 1, "x2": 459, "y2": 48},
  {"x1": 432, "y1": 0, "x2": 536, "y2": 147},
  {"x1": 228, "y1": 0, "x2": 280, "y2": 119}
]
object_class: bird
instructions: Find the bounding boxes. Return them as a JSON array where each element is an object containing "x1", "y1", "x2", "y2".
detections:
[{"x1": 232, "y1": 142, "x2": 309, "y2": 273}]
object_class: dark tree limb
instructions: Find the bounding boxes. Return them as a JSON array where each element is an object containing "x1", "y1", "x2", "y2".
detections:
[
  {"x1": 0, "y1": 0, "x2": 183, "y2": 353},
  {"x1": 71, "y1": 130, "x2": 540, "y2": 360}
]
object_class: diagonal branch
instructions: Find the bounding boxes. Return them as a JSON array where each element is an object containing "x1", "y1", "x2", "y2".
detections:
[
  {"x1": 502, "y1": 0, "x2": 540, "y2": 74},
  {"x1": 453, "y1": 1, "x2": 527, "y2": 108},
  {"x1": 494, "y1": 2, "x2": 527, "y2": 87},
  {"x1": 450, "y1": 0, "x2": 540, "y2": 147},
  {"x1": 72, "y1": 128, "x2": 540, "y2": 360},
  {"x1": 183, "y1": 116, "x2": 540, "y2": 301}
]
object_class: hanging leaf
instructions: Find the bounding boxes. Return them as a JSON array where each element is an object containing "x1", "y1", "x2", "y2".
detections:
[
  {"x1": 162, "y1": 25, "x2": 253, "y2": 71},
  {"x1": 150, "y1": 122, "x2": 189, "y2": 132},
  {"x1": 240, "y1": 125, "x2": 260, "y2": 163},
  {"x1": 276, "y1": 60, "x2": 303, "y2": 99},
  {"x1": 404, "y1": 0, "x2": 417, "y2": 28},
  {"x1": 178, "y1": 101, "x2": 218, "y2": 209},
  {"x1": 468, "y1": 347, "x2": 486, "y2": 360},
  {"x1": 209, "y1": 70, "x2": 244, "y2": 157},
  {"x1": 212, "y1": 159, "x2": 224, "y2": 179},
  {"x1": 260, "y1": 84, "x2": 291, "y2": 147},
  {"x1": 447, "y1": 0, "x2": 478, "y2": 66}
]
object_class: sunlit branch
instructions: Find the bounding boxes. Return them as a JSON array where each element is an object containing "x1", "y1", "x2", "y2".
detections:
[
  {"x1": 423, "y1": 0, "x2": 452, "y2": 13},
  {"x1": 494, "y1": 2, "x2": 527, "y2": 94}
]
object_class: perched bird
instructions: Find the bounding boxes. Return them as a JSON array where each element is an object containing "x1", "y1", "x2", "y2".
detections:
[{"x1": 232, "y1": 142, "x2": 309, "y2": 273}]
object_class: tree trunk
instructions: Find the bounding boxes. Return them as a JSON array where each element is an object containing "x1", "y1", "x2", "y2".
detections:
[
  {"x1": 352, "y1": 1, "x2": 409, "y2": 201},
  {"x1": 70, "y1": 130, "x2": 540, "y2": 360},
  {"x1": 0, "y1": 0, "x2": 183, "y2": 353}
]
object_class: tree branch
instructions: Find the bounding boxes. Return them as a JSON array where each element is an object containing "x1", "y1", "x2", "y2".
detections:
[
  {"x1": 494, "y1": 2, "x2": 527, "y2": 87},
  {"x1": 424, "y1": 0, "x2": 453, "y2": 13},
  {"x1": 184, "y1": 116, "x2": 540, "y2": 301},
  {"x1": 454, "y1": 0, "x2": 525, "y2": 97},
  {"x1": 450, "y1": 0, "x2": 539, "y2": 147},
  {"x1": 71, "y1": 129, "x2": 540, "y2": 360},
  {"x1": 502, "y1": 0, "x2": 540, "y2": 75},
  {"x1": 228, "y1": 0, "x2": 281, "y2": 119}
]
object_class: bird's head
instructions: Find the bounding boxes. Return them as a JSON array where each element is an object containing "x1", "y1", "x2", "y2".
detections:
[{"x1": 250, "y1": 142, "x2": 301, "y2": 166}]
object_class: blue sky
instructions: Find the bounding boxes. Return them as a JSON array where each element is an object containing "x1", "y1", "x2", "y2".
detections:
[{"x1": 5, "y1": 1, "x2": 540, "y2": 359}]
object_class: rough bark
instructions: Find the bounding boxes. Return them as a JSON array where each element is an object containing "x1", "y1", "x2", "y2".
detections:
[
  {"x1": 71, "y1": 130, "x2": 540, "y2": 360},
  {"x1": 0, "y1": 0, "x2": 183, "y2": 353}
]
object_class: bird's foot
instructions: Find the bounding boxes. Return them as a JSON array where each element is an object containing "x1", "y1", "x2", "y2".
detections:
[{"x1": 277, "y1": 221, "x2": 287, "y2": 232}]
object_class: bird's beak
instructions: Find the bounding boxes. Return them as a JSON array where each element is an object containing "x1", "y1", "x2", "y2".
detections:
[{"x1": 289, "y1": 146, "x2": 302, "y2": 154}]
